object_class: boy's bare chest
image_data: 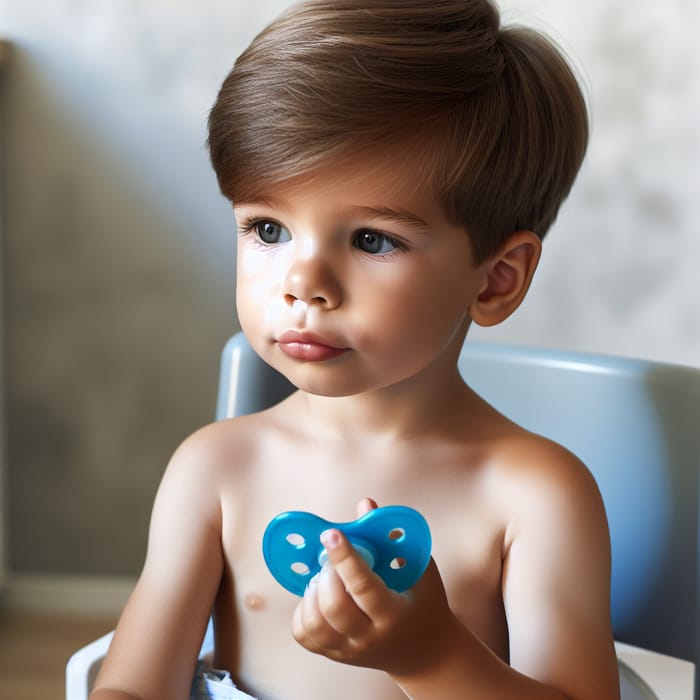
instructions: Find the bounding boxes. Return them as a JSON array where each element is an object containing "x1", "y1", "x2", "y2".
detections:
[{"x1": 214, "y1": 441, "x2": 509, "y2": 696}]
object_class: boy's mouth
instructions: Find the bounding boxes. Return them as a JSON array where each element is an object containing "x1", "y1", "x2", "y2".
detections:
[{"x1": 277, "y1": 330, "x2": 350, "y2": 362}]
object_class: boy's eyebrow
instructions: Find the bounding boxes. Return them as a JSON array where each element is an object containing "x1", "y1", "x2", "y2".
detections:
[
  {"x1": 348, "y1": 206, "x2": 432, "y2": 232},
  {"x1": 234, "y1": 196, "x2": 287, "y2": 210},
  {"x1": 235, "y1": 200, "x2": 432, "y2": 232}
]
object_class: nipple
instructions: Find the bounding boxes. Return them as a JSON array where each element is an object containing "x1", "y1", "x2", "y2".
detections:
[
  {"x1": 244, "y1": 592, "x2": 266, "y2": 611},
  {"x1": 291, "y1": 299, "x2": 308, "y2": 323}
]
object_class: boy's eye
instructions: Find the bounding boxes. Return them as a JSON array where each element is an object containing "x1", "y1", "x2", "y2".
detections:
[
  {"x1": 354, "y1": 230, "x2": 398, "y2": 255},
  {"x1": 254, "y1": 220, "x2": 291, "y2": 244}
]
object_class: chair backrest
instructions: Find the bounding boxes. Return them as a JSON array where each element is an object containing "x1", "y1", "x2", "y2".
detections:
[
  {"x1": 456, "y1": 342, "x2": 700, "y2": 668},
  {"x1": 217, "y1": 333, "x2": 700, "y2": 667}
]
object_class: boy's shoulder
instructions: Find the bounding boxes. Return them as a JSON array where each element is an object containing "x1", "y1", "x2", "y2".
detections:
[
  {"x1": 481, "y1": 418, "x2": 607, "y2": 545},
  {"x1": 464, "y1": 392, "x2": 596, "y2": 487},
  {"x1": 167, "y1": 408, "x2": 283, "y2": 479},
  {"x1": 151, "y1": 409, "x2": 292, "y2": 525},
  {"x1": 458, "y1": 394, "x2": 605, "y2": 529}
]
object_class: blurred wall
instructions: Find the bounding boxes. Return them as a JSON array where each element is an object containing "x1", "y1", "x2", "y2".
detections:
[
  {"x1": 0, "y1": 0, "x2": 697, "y2": 578},
  {"x1": 0, "y1": 39, "x2": 9, "y2": 588}
]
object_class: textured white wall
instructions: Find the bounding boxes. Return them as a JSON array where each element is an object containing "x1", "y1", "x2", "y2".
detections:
[
  {"x1": 0, "y1": 0, "x2": 697, "y2": 576},
  {"x1": 471, "y1": 0, "x2": 700, "y2": 366}
]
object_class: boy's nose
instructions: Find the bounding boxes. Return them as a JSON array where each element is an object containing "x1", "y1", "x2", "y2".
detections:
[{"x1": 282, "y1": 254, "x2": 342, "y2": 311}]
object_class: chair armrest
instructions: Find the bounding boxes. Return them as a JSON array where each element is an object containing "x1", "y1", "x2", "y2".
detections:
[
  {"x1": 65, "y1": 630, "x2": 114, "y2": 700},
  {"x1": 65, "y1": 618, "x2": 215, "y2": 700},
  {"x1": 615, "y1": 641, "x2": 694, "y2": 699}
]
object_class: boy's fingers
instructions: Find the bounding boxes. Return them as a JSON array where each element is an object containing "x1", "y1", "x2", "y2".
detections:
[
  {"x1": 320, "y1": 529, "x2": 396, "y2": 620},
  {"x1": 293, "y1": 575, "x2": 345, "y2": 652},
  {"x1": 317, "y1": 564, "x2": 372, "y2": 638},
  {"x1": 356, "y1": 496, "x2": 379, "y2": 517}
]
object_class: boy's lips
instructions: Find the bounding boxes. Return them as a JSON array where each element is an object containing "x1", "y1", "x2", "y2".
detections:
[{"x1": 276, "y1": 330, "x2": 350, "y2": 362}]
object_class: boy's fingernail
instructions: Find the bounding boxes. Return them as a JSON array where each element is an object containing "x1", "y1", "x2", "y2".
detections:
[{"x1": 320, "y1": 528, "x2": 341, "y2": 550}]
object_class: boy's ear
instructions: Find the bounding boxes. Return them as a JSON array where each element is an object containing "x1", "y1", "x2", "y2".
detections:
[{"x1": 469, "y1": 231, "x2": 542, "y2": 327}]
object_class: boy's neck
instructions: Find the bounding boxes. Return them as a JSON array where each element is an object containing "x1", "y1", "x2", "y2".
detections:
[{"x1": 287, "y1": 365, "x2": 478, "y2": 444}]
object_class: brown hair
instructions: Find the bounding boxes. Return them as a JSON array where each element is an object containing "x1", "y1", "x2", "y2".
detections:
[{"x1": 208, "y1": 0, "x2": 588, "y2": 262}]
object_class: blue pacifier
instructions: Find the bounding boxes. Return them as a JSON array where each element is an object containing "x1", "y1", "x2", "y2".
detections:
[{"x1": 262, "y1": 505, "x2": 432, "y2": 596}]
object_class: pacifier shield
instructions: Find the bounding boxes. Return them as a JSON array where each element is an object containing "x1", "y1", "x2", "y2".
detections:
[{"x1": 262, "y1": 505, "x2": 432, "y2": 596}]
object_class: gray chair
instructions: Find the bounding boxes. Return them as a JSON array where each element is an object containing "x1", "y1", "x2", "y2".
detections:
[{"x1": 67, "y1": 332, "x2": 700, "y2": 700}]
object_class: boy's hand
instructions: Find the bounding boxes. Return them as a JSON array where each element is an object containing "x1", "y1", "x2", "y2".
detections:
[{"x1": 291, "y1": 499, "x2": 459, "y2": 676}]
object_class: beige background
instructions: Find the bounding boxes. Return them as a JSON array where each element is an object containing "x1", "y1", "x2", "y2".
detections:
[{"x1": 0, "y1": 0, "x2": 697, "y2": 578}]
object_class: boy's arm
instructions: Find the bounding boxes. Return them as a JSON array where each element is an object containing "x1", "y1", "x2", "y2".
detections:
[
  {"x1": 496, "y1": 446, "x2": 620, "y2": 699},
  {"x1": 298, "y1": 533, "x2": 574, "y2": 699},
  {"x1": 90, "y1": 428, "x2": 226, "y2": 700},
  {"x1": 293, "y1": 451, "x2": 620, "y2": 699}
]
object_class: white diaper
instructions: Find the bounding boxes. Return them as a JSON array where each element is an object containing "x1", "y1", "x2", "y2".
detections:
[{"x1": 190, "y1": 662, "x2": 259, "y2": 700}]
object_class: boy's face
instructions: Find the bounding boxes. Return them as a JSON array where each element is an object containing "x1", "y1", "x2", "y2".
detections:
[{"x1": 234, "y1": 157, "x2": 488, "y2": 397}]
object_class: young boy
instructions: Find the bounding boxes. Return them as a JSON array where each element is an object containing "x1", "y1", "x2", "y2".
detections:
[{"x1": 92, "y1": 1, "x2": 621, "y2": 698}]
